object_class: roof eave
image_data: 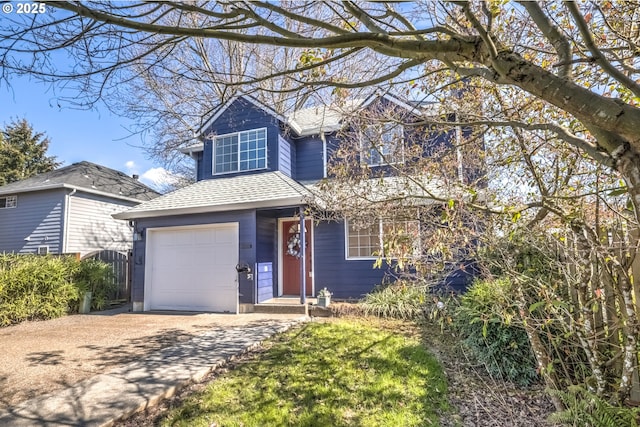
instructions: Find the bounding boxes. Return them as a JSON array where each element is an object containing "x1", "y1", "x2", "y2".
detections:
[
  {"x1": 0, "y1": 182, "x2": 66, "y2": 196},
  {"x1": 113, "y1": 196, "x2": 307, "y2": 220},
  {"x1": 360, "y1": 93, "x2": 424, "y2": 117},
  {"x1": 0, "y1": 183, "x2": 150, "y2": 204},
  {"x1": 179, "y1": 143, "x2": 204, "y2": 159},
  {"x1": 295, "y1": 123, "x2": 343, "y2": 137}
]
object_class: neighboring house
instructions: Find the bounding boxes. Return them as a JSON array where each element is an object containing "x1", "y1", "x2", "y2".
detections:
[
  {"x1": 0, "y1": 161, "x2": 160, "y2": 257},
  {"x1": 114, "y1": 94, "x2": 476, "y2": 313}
]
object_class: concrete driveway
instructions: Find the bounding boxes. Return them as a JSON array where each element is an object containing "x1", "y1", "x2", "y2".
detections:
[{"x1": 0, "y1": 306, "x2": 305, "y2": 424}]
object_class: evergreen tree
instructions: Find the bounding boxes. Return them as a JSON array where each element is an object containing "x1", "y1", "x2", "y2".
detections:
[{"x1": 0, "y1": 119, "x2": 60, "y2": 185}]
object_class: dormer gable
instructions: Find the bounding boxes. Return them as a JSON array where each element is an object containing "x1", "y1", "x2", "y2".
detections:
[
  {"x1": 186, "y1": 95, "x2": 292, "y2": 181},
  {"x1": 199, "y1": 95, "x2": 286, "y2": 136}
]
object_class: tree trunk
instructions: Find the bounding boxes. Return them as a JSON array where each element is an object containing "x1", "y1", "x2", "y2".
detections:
[
  {"x1": 515, "y1": 283, "x2": 564, "y2": 411},
  {"x1": 609, "y1": 154, "x2": 640, "y2": 403},
  {"x1": 617, "y1": 150, "x2": 640, "y2": 227}
]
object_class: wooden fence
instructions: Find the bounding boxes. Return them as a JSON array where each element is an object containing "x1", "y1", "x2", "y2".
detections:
[{"x1": 85, "y1": 250, "x2": 131, "y2": 301}]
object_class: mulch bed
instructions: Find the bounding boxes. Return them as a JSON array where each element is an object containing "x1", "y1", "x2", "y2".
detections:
[{"x1": 421, "y1": 322, "x2": 558, "y2": 427}]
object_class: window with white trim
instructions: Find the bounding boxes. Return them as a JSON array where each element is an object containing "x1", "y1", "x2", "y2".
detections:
[
  {"x1": 0, "y1": 195, "x2": 17, "y2": 209},
  {"x1": 213, "y1": 128, "x2": 267, "y2": 174},
  {"x1": 346, "y1": 219, "x2": 420, "y2": 259},
  {"x1": 360, "y1": 123, "x2": 404, "y2": 166},
  {"x1": 347, "y1": 222, "x2": 380, "y2": 258}
]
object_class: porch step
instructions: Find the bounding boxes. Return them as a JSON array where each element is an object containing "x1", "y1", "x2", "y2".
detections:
[
  {"x1": 239, "y1": 303, "x2": 255, "y2": 314},
  {"x1": 253, "y1": 303, "x2": 309, "y2": 315}
]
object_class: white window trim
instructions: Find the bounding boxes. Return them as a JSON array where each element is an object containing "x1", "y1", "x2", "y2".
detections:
[
  {"x1": 344, "y1": 220, "x2": 380, "y2": 261},
  {"x1": 360, "y1": 123, "x2": 405, "y2": 167},
  {"x1": 344, "y1": 218, "x2": 420, "y2": 260},
  {"x1": 37, "y1": 245, "x2": 49, "y2": 255},
  {"x1": 212, "y1": 127, "x2": 268, "y2": 175},
  {"x1": 0, "y1": 195, "x2": 17, "y2": 209}
]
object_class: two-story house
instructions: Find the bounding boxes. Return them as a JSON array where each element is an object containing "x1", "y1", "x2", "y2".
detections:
[{"x1": 114, "y1": 94, "x2": 472, "y2": 313}]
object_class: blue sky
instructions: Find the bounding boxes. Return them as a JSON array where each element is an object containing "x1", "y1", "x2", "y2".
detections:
[{"x1": 0, "y1": 75, "x2": 172, "y2": 190}]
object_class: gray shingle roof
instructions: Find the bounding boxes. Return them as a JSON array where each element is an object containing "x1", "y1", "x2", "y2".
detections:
[
  {"x1": 287, "y1": 99, "x2": 363, "y2": 137},
  {"x1": 0, "y1": 161, "x2": 160, "y2": 202},
  {"x1": 306, "y1": 175, "x2": 448, "y2": 211},
  {"x1": 113, "y1": 171, "x2": 309, "y2": 219}
]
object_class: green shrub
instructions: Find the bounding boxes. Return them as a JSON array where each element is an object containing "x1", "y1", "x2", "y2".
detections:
[
  {"x1": 0, "y1": 254, "x2": 118, "y2": 326},
  {"x1": 361, "y1": 281, "x2": 427, "y2": 320},
  {"x1": 74, "y1": 258, "x2": 116, "y2": 311},
  {"x1": 0, "y1": 254, "x2": 80, "y2": 326},
  {"x1": 423, "y1": 292, "x2": 459, "y2": 333},
  {"x1": 549, "y1": 385, "x2": 640, "y2": 427},
  {"x1": 454, "y1": 277, "x2": 538, "y2": 386}
]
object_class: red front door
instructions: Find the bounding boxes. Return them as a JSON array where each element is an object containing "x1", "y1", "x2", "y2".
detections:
[{"x1": 282, "y1": 219, "x2": 312, "y2": 295}]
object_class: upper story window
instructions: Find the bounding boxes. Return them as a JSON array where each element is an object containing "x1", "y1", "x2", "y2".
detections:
[
  {"x1": 346, "y1": 218, "x2": 420, "y2": 259},
  {"x1": 0, "y1": 195, "x2": 17, "y2": 209},
  {"x1": 213, "y1": 128, "x2": 267, "y2": 174},
  {"x1": 360, "y1": 123, "x2": 404, "y2": 166}
]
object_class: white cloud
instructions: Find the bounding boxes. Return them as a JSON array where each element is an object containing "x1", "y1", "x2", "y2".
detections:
[
  {"x1": 140, "y1": 167, "x2": 182, "y2": 192},
  {"x1": 125, "y1": 160, "x2": 136, "y2": 171}
]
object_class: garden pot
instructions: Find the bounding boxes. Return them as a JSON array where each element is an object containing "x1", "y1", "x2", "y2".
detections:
[{"x1": 317, "y1": 295, "x2": 330, "y2": 308}]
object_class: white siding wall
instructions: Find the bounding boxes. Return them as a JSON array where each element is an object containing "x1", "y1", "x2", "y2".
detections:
[
  {"x1": 0, "y1": 190, "x2": 65, "y2": 254},
  {"x1": 65, "y1": 192, "x2": 136, "y2": 257}
]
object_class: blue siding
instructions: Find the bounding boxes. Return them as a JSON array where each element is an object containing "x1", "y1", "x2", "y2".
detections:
[
  {"x1": 313, "y1": 220, "x2": 387, "y2": 299},
  {"x1": 195, "y1": 152, "x2": 205, "y2": 181},
  {"x1": 201, "y1": 98, "x2": 283, "y2": 180},
  {"x1": 132, "y1": 210, "x2": 257, "y2": 305},
  {"x1": 256, "y1": 262, "x2": 273, "y2": 302},
  {"x1": 442, "y1": 260, "x2": 478, "y2": 293},
  {"x1": 295, "y1": 135, "x2": 324, "y2": 181},
  {"x1": 0, "y1": 190, "x2": 65, "y2": 254},
  {"x1": 278, "y1": 135, "x2": 292, "y2": 177}
]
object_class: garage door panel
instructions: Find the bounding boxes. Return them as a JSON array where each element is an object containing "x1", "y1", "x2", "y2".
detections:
[
  {"x1": 194, "y1": 229, "x2": 216, "y2": 245},
  {"x1": 214, "y1": 227, "x2": 234, "y2": 243},
  {"x1": 145, "y1": 224, "x2": 239, "y2": 313}
]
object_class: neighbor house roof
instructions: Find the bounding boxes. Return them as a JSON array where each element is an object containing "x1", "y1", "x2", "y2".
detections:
[
  {"x1": 0, "y1": 161, "x2": 160, "y2": 202},
  {"x1": 113, "y1": 171, "x2": 309, "y2": 220}
]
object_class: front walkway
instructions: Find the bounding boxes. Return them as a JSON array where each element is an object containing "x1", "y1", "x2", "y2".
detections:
[{"x1": 0, "y1": 309, "x2": 307, "y2": 426}]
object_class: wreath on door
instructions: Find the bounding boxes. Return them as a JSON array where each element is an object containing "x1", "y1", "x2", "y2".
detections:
[{"x1": 287, "y1": 233, "x2": 302, "y2": 258}]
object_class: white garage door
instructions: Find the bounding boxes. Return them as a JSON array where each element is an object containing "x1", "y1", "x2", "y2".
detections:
[{"x1": 145, "y1": 223, "x2": 239, "y2": 313}]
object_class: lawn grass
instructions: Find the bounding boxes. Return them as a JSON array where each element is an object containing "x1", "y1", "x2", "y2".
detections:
[{"x1": 161, "y1": 318, "x2": 449, "y2": 427}]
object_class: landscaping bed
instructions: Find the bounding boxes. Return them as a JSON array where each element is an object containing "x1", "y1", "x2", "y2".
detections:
[{"x1": 421, "y1": 321, "x2": 557, "y2": 427}]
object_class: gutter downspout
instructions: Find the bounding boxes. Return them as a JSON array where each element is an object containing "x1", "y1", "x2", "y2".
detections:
[
  {"x1": 320, "y1": 132, "x2": 327, "y2": 178},
  {"x1": 62, "y1": 188, "x2": 77, "y2": 254}
]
